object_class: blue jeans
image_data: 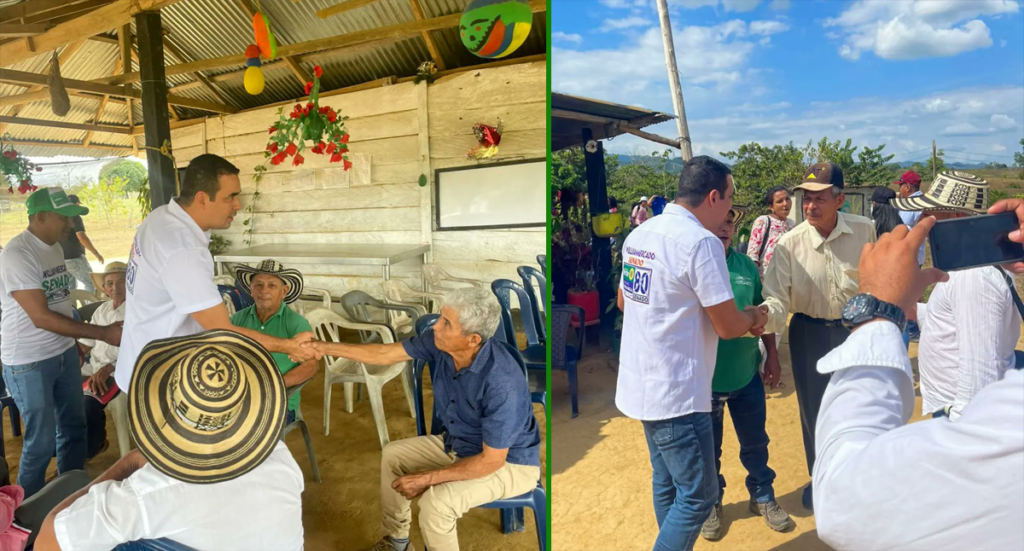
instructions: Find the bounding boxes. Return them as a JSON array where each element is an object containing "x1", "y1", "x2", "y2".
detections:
[
  {"x1": 642, "y1": 412, "x2": 718, "y2": 551},
  {"x1": 711, "y1": 373, "x2": 776, "y2": 504},
  {"x1": 2, "y1": 346, "x2": 86, "y2": 497}
]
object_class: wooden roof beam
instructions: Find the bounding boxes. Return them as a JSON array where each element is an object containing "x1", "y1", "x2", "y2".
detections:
[
  {"x1": 0, "y1": 68, "x2": 238, "y2": 114},
  {"x1": 408, "y1": 0, "x2": 445, "y2": 71},
  {"x1": 0, "y1": 138, "x2": 133, "y2": 152},
  {"x1": 0, "y1": 24, "x2": 50, "y2": 37},
  {"x1": 0, "y1": 115, "x2": 132, "y2": 135},
  {"x1": 0, "y1": 0, "x2": 90, "y2": 23},
  {"x1": 235, "y1": 0, "x2": 311, "y2": 85},
  {"x1": 316, "y1": 0, "x2": 382, "y2": 19},
  {"x1": 0, "y1": 0, "x2": 183, "y2": 67},
  {"x1": 161, "y1": 36, "x2": 232, "y2": 105},
  {"x1": 84, "y1": 58, "x2": 122, "y2": 147},
  {"x1": 96, "y1": 0, "x2": 546, "y2": 86},
  {"x1": 0, "y1": 39, "x2": 85, "y2": 134}
]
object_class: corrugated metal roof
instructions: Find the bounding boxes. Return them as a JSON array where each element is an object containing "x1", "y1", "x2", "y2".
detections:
[
  {"x1": 0, "y1": 0, "x2": 546, "y2": 158},
  {"x1": 552, "y1": 92, "x2": 674, "y2": 152}
]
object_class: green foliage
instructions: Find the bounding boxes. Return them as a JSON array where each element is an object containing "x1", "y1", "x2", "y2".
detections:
[
  {"x1": 136, "y1": 176, "x2": 151, "y2": 219},
  {"x1": 606, "y1": 150, "x2": 677, "y2": 204},
  {"x1": 720, "y1": 141, "x2": 806, "y2": 215},
  {"x1": 1015, "y1": 138, "x2": 1024, "y2": 179},
  {"x1": 100, "y1": 159, "x2": 148, "y2": 193},
  {"x1": 551, "y1": 146, "x2": 619, "y2": 195},
  {"x1": 78, "y1": 177, "x2": 129, "y2": 227},
  {"x1": 551, "y1": 204, "x2": 596, "y2": 292},
  {"x1": 209, "y1": 234, "x2": 232, "y2": 256}
]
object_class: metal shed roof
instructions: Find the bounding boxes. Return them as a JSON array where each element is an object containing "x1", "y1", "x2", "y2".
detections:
[
  {"x1": 551, "y1": 92, "x2": 674, "y2": 152},
  {"x1": 0, "y1": 0, "x2": 546, "y2": 158}
]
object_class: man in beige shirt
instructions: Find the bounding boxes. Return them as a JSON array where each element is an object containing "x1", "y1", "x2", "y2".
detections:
[{"x1": 760, "y1": 162, "x2": 877, "y2": 512}]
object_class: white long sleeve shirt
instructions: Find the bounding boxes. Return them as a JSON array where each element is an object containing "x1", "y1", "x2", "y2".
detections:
[
  {"x1": 813, "y1": 320, "x2": 1024, "y2": 551},
  {"x1": 916, "y1": 266, "x2": 1021, "y2": 419}
]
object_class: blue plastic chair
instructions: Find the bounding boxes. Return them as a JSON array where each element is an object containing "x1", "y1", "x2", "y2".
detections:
[
  {"x1": 114, "y1": 540, "x2": 196, "y2": 551},
  {"x1": 1015, "y1": 350, "x2": 1024, "y2": 370},
  {"x1": 490, "y1": 280, "x2": 545, "y2": 371},
  {"x1": 517, "y1": 266, "x2": 547, "y2": 344},
  {"x1": 217, "y1": 284, "x2": 253, "y2": 313},
  {"x1": 551, "y1": 304, "x2": 585, "y2": 418},
  {"x1": 410, "y1": 325, "x2": 546, "y2": 550},
  {"x1": 536, "y1": 254, "x2": 545, "y2": 272}
]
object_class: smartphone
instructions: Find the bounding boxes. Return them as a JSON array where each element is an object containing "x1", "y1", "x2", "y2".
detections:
[{"x1": 928, "y1": 212, "x2": 1024, "y2": 272}]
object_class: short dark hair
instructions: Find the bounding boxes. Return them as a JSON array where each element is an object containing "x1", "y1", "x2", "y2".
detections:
[
  {"x1": 675, "y1": 156, "x2": 732, "y2": 208},
  {"x1": 763, "y1": 185, "x2": 790, "y2": 206},
  {"x1": 179, "y1": 154, "x2": 239, "y2": 205}
]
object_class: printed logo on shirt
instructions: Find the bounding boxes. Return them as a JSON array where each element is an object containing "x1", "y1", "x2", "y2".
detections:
[
  {"x1": 126, "y1": 238, "x2": 141, "y2": 295},
  {"x1": 622, "y1": 263, "x2": 652, "y2": 304},
  {"x1": 41, "y1": 264, "x2": 71, "y2": 305}
]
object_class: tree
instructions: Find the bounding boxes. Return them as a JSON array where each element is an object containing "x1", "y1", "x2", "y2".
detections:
[
  {"x1": 606, "y1": 149, "x2": 677, "y2": 206},
  {"x1": 78, "y1": 177, "x2": 129, "y2": 227},
  {"x1": 923, "y1": 149, "x2": 946, "y2": 179},
  {"x1": 720, "y1": 141, "x2": 807, "y2": 214},
  {"x1": 99, "y1": 159, "x2": 147, "y2": 193},
  {"x1": 1014, "y1": 138, "x2": 1024, "y2": 179}
]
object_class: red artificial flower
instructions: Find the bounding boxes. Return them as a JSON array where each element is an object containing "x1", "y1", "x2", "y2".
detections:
[
  {"x1": 285, "y1": 143, "x2": 298, "y2": 156},
  {"x1": 343, "y1": 159, "x2": 352, "y2": 171},
  {"x1": 340, "y1": 133, "x2": 350, "y2": 144},
  {"x1": 330, "y1": 153, "x2": 342, "y2": 163},
  {"x1": 266, "y1": 143, "x2": 278, "y2": 153},
  {"x1": 295, "y1": 103, "x2": 303, "y2": 112},
  {"x1": 306, "y1": 102, "x2": 314, "y2": 110},
  {"x1": 293, "y1": 153, "x2": 305, "y2": 166},
  {"x1": 311, "y1": 145, "x2": 323, "y2": 155},
  {"x1": 319, "y1": 107, "x2": 329, "y2": 115},
  {"x1": 271, "y1": 152, "x2": 286, "y2": 165},
  {"x1": 289, "y1": 111, "x2": 300, "y2": 119},
  {"x1": 314, "y1": 65, "x2": 323, "y2": 79},
  {"x1": 35, "y1": 166, "x2": 42, "y2": 172},
  {"x1": 269, "y1": 126, "x2": 277, "y2": 134},
  {"x1": 30, "y1": 185, "x2": 37, "y2": 192},
  {"x1": 327, "y1": 110, "x2": 337, "y2": 123},
  {"x1": 304, "y1": 82, "x2": 313, "y2": 95},
  {"x1": 325, "y1": 143, "x2": 336, "y2": 155}
]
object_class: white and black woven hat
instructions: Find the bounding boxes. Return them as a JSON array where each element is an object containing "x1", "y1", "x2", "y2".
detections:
[
  {"x1": 235, "y1": 259, "x2": 304, "y2": 304},
  {"x1": 891, "y1": 171, "x2": 990, "y2": 214}
]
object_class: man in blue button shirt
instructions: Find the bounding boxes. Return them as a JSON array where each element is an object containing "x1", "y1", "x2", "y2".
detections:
[{"x1": 306, "y1": 287, "x2": 541, "y2": 551}]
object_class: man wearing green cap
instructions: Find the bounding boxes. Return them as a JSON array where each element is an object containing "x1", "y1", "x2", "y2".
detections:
[{"x1": 0, "y1": 187, "x2": 123, "y2": 497}]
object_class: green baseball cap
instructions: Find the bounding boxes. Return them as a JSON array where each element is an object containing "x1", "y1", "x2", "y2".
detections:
[{"x1": 26, "y1": 187, "x2": 89, "y2": 217}]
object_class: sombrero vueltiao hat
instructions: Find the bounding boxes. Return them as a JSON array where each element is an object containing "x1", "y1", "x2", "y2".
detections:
[
  {"x1": 90, "y1": 262, "x2": 127, "y2": 298},
  {"x1": 891, "y1": 171, "x2": 990, "y2": 214},
  {"x1": 235, "y1": 259, "x2": 304, "y2": 304},
  {"x1": 729, "y1": 205, "x2": 748, "y2": 229},
  {"x1": 129, "y1": 330, "x2": 286, "y2": 484}
]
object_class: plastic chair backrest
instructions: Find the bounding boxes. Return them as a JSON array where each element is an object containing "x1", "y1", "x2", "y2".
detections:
[
  {"x1": 69, "y1": 289, "x2": 99, "y2": 309},
  {"x1": 517, "y1": 266, "x2": 547, "y2": 340},
  {"x1": 536, "y1": 254, "x2": 546, "y2": 272},
  {"x1": 490, "y1": 279, "x2": 540, "y2": 347},
  {"x1": 550, "y1": 304, "x2": 585, "y2": 369},
  {"x1": 305, "y1": 308, "x2": 346, "y2": 365},
  {"x1": 415, "y1": 313, "x2": 440, "y2": 336},
  {"x1": 77, "y1": 300, "x2": 106, "y2": 323}
]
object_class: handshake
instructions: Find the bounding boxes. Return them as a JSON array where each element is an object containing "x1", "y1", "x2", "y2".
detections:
[
  {"x1": 744, "y1": 304, "x2": 770, "y2": 336},
  {"x1": 285, "y1": 332, "x2": 330, "y2": 363}
]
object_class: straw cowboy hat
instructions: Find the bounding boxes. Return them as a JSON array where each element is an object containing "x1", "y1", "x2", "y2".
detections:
[
  {"x1": 90, "y1": 262, "x2": 127, "y2": 298},
  {"x1": 235, "y1": 260, "x2": 304, "y2": 304},
  {"x1": 891, "y1": 171, "x2": 990, "y2": 214},
  {"x1": 729, "y1": 205, "x2": 748, "y2": 229},
  {"x1": 129, "y1": 330, "x2": 287, "y2": 484}
]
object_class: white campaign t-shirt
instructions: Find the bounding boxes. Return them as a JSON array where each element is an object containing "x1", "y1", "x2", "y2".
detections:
[
  {"x1": 616, "y1": 203, "x2": 734, "y2": 421},
  {"x1": 116, "y1": 200, "x2": 223, "y2": 392},
  {"x1": 54, "y1": 441, "x2": 305, "y2": 550},
  {"x1": 0, "y1": 230, "x2": 75, "y2": 365}
]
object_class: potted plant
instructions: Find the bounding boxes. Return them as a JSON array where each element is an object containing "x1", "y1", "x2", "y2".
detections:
[
  {"x1": 1, "y1": 139, "x2": 41, "y2": 194},
  {"x1": 607, "y1": 221, "x2": 633, "y2": 353},
  {"x1": 554, "y1": 202, "x2": 599, "y2": 323}
]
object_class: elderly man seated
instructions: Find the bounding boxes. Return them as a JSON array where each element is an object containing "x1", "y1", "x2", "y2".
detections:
[
  {"x1": 231, "y1": 260, "x2": 317, "y2": 423},
  {"x1": 77, "y1": 262, "x2": 128, "y2": 459},
  {"x1": 34, "y1": 330, "x2": 305, "y2": 550},
  {"x1": 306, "y1": 287, "x2": 541, "y2": 551}
]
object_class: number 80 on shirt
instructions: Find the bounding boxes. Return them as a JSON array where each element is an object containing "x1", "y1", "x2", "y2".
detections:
[{"x1": 622, "y1": 263, "x2": 652, "y2": 305}]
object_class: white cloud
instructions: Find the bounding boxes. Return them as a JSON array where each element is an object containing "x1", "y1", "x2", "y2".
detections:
[
  {"x1": 922, "y1": 98, "x2": 954, "y2": 113},
  {"x1": 942, "y1": 122, "x2": 990, "y2": 136},
  {"x1": 553, "y1": 31, "x2": 583, "y2": 44},
  {"x1": 749, "y1": 20, "x2": 789, "y2": 35},
  {"x1": 993, "y1": 144, "x2": 1008, "y2": 152},
  {"x1": 721, "y1": 0, "x2": 760, "y2": 12},
  {"x1": 991, "y1": 114, "x2": 1017, "y2": 129},
  {"x1": 825, "y1": 0, "x2": 1019, "y2": 61},
  {"x1": 600, "y1": 16, "x2": 653, "y2": 32},
  {"x1": 769, "y1": 0, "x2": 790, "y2": 10}
]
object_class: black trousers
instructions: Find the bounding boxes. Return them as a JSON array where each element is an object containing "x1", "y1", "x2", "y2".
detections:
[
  {"x1": 83, "y1": 395, "x2": 108, "y2": 458},
  {"x1": 788, "y1": 314, "x2": 850, "y2": 477}
]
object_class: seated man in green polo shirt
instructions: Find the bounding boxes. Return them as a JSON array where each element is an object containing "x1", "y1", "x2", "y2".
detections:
[
  {"x1": 230, "y1": 260, "x2": 317, "y2": 424},
  {"x1": 702, "y1": 208, "x2": 792, "y2": 541}
]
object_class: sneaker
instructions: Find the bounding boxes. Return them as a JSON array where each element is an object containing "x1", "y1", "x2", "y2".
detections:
[
  {"x1": 362, "y1": 537, "x2": 414, "y2": 551},
  {"x1": 801, "y1": 484, "x2": 813, "y2": 511},
  {"x1": 700, "y1": 503, "x2": 723, "y2": 541},
  {"x1": 749, "y1": 499, "x2": 794, "y2": 532}
]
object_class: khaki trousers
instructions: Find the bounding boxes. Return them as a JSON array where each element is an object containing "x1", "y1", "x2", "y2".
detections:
[{"x1": 380, "y1": 435, "x2": 540, "y2": 551}]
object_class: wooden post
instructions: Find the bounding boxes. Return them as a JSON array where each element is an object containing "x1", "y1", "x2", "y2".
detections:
[
  {"x1": 932, "y1": 140, "x2": 937, "y2": 180},
  {"x1": 582, "y1": 128, "x2": 613, "y2": 346},
  {"x1": 135, "y1": 10, "x2": 175, "y2": 208},
  {"x1": 654, "y1": 0, "x2": 691, "y2": 161}
]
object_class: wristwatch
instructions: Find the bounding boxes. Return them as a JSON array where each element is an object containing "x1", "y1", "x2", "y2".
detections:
[{"x1": 841, "y1": 293, "x2": 907, "y2": 332}]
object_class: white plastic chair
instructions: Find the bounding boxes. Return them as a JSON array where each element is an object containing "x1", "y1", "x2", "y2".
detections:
[
  {"x1": 69, "y1": 290, "x2": 100, "y2": 310},
  {"x1": 106, "y1": 393, "x2": 132, "y2": 457},
  {"x1": 287, "y1": 287, "x2": 332, "y2": 317},
  {"x1": 382, "y1": 280, "x2": 446, "y2": 315},
  {"x1": 305, "y1": 308, "x2": 416, "y2": 449},
  {"x1": 421, "y1": 264, "x2": 483, "y2": 292},
  {"x1": 213, "y1": 275, "x2": 236, "y2": 286}
]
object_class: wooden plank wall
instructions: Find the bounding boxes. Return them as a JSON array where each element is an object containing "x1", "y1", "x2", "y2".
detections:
[{"x1": 164, "y1": 61, "x2": 546, "y2": 300}]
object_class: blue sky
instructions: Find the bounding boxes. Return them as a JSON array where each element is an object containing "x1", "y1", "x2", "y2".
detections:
[{"x1": 552, "y1": 0, "x2": 1024, "y2": 165}]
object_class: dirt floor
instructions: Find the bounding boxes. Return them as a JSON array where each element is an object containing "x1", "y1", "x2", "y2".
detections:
[
  {"x1": 0, "y1": 329, "x2": 546, "y2": 551},
  {"x1": 550, "y1": 324, "x2": 1024, "y2": 551}
]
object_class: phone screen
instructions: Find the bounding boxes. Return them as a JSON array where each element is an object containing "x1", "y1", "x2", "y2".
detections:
[{"x1": 928, "y1": 212, "x2": 1024, "y2": 272}]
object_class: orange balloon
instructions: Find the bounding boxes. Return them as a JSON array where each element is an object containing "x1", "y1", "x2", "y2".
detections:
[{"x1": 253, "y1": 12, "x2": 274, "y2": 59}]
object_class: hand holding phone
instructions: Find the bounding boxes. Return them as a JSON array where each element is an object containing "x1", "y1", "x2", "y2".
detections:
[{"x1": 928, "y1": 212, "x2": 1024, "y2": 272}]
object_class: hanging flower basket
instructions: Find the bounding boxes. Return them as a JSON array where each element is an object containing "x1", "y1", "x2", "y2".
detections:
[
  {"x1": 0, "y1": 139, "x2": 41, "y2": 194},
  {"x1": 264, "y1": 66, "x2": 352, "y2": 170}
]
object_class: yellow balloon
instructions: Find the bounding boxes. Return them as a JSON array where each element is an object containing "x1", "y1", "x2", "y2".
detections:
[{"x1": 244, "y1": 66, "x2": 264, "y2": 95}]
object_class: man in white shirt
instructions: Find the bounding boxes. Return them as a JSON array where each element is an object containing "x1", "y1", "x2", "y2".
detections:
[
  {"x1": 78, "y1": 262, "x2": 128, "y2": 459},
  {"x1": 34, "y1": 330, "x2": 304, "y2": 551},
  {"x1": 616, "y1": 156, "x2": 768, "y2": 551},
  {"x1": 812, "y1": 198, "x2": 1024, "y2": 551},
  {"x1": 117, "y1": 154, "x2": 315, "y2": 393},
  {"x1": 892, "y1": 172, "x2": 1020, "y2": 419},
  {"x1": 0, "y1": 188, "x2": 122, "y2": 497}
]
